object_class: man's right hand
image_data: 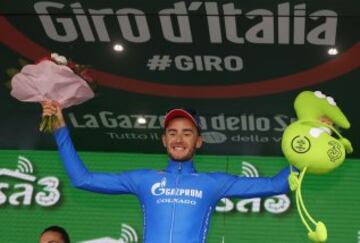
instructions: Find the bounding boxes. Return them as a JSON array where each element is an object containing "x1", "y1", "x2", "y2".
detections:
[{"x1": 41, "y1": 100, "x2": 66, "y2": 130}]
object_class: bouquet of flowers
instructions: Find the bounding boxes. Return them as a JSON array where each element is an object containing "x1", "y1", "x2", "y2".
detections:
[{"x1": 11, "y1": 53, "x2": 96, "y2": 132}]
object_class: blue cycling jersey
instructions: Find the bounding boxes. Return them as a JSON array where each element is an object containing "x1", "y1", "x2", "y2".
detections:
[{"x1": 55, "y1": 127, "x2": 291, "y2": 243}]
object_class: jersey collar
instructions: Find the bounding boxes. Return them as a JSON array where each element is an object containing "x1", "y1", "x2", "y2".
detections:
[{"x1": 165, "y1": 159, "x2": 196, "y2": 174}]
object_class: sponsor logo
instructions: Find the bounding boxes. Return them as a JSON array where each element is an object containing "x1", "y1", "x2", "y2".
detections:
[
  {"x1": 79, "y1": 223, "x2": 138, "y2": 243},
  {"x1": 0, "y1": 156, "x2": 61, "y2": 207},
  {"x1": 151, "y1": 177, "x2": 203, "y2": 199},
  {"x1": 216, "y1": 161, "x2": 290, "y2": 214},
  {"x1": 327, "y1": 140, "x2": 342, "y2": 162},
  {"x1": 68, "y1": 112, "x2": 296, "y2": 148},
  {"x1": 291, "y1": 135, "x2": 311, "y2": 153},
  {"x1": 151, "y1": 177, "x2": 203, "y2": 206},
  {"x1": 201, "y1": 131, "x2": 227, "y2": 144},
  {"x1": 33, "y1": 2, "x2": 338, "y2": 46},
  {"x1": 1, "y1": 3, "x2": 358, "y2": 98},
  {"x1": 68, "y1": 111, "x2": 295, "y2": 132}
]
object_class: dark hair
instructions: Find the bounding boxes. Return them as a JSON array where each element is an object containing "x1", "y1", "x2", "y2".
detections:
[{"x1": 41, "y1": 225, "x2": 70, "y2": 243}]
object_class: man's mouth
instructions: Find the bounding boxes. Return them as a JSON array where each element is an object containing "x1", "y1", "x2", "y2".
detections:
[{"x1": 173, "y1": 146, "x2": 185, "y2": 151}]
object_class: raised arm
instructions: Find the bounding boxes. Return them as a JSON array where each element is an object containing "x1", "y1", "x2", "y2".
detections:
[
  {"x1": 42, "y1": 101, "x2": 140, "y2": 194},
  {"x1": 219, "y1": 166, "x2": 294, "y2": 199}
]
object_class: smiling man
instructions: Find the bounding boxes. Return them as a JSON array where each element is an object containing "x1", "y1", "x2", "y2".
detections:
[
  {"x1": 162, "y1": 108, "x2": 203, "y2": 162},
  {"x1": 42, "y1": 102, "x2": 294, "y2": 243}
]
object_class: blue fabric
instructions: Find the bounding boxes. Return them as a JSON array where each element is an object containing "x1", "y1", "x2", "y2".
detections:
[{"x1": 55, "y1": 126, "x2": 291, "y2": 243}]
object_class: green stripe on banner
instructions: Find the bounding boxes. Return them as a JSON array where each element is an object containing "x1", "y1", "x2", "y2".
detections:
[{"x1": 0, "y1": 150, "x2": 359, "y2": 242}]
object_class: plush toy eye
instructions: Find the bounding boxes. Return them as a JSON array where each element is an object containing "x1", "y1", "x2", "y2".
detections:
[
  {"x1": 326, "y1": 96, "x2": 336, "y2": 106},
  {"x1": 314, "y1": 91, "x2": 326, "y2": 98},
  {"x1": 309, "y1": 127, "x2": 331, "y2": 138}
]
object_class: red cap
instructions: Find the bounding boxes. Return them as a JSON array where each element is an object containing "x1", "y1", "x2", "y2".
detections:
[{"x1": 164, "y1": 108, "x2": 201, "y2": 131}]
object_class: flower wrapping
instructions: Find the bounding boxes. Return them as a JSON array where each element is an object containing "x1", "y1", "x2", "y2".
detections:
[
  {"x1": 11, "y1": 60, "x2": 95, "y2": 108},
  {"x1": 11, "y1": 53, "x2": 95, "y2": 132}
]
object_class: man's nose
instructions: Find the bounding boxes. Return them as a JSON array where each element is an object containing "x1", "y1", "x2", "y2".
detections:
[{"x1": 175, "y1": 134, "x2": 183, "y2": 142}]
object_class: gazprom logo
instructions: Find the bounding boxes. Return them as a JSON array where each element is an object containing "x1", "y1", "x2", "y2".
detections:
[
  {"x1": 151, "y1": 177, "x2": 167, "y2": 196},
  {"x1": 151, "y1": 177, "x2": 203, "y2": 199}
]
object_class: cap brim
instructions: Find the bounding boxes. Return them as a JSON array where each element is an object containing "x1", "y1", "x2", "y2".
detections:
[{"x1": 164, "y1": 109, "x2": 198, "y2": 128}]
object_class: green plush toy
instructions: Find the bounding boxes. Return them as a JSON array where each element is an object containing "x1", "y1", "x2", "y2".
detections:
[{"x1": 282, "y1": 91, "x2": 353, "y2": 242}]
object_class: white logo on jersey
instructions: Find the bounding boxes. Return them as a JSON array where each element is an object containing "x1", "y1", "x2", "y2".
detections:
[{"x1": 151, "y1": 177, "x2": 203, "y2": 199}]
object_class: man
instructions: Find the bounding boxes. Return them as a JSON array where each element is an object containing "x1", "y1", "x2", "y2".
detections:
[
  {"x1": 39, "y1": 225, "x2": 70, "y2": 243},
  {"x1": 42, "y1": 101, "x2": 294, "y2": 243}
]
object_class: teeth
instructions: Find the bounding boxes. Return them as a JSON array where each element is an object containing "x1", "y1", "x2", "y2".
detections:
[{"x1": 174, "y1": 147, "x2": 185, "y2": 151}]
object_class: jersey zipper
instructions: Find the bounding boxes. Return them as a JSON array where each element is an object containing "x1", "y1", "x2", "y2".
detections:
[{"x1": 169, "y1": 163, "x2": 182, "y2": 243}]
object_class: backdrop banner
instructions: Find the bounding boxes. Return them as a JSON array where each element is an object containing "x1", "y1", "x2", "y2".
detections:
[
  {"x1": 0, "y1": 150, "x2": 359, "y2": 242},
  {"x1": 0, "y1": 0, "x2": 359, "y2": 156}
]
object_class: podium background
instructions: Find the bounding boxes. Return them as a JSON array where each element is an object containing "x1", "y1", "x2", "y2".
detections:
[
  {"x1": 0, "y1": 1, "x2": 359, "y2": 242},
  {"x1": 1, "y1": 150, "x2": 359, "y2": 242}
]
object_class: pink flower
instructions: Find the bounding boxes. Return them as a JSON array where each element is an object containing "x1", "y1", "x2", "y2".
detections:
[{"x1": 79, "y1": 69, "x2": 95, "y2": 83}]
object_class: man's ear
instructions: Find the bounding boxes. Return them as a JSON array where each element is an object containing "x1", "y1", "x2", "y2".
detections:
[
  {"x1": 162, "y1": 134, "x2": 167, "y2": 148},
  {"x1": 196, "y1": 135, "x2": 203, "y2": 149}
]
